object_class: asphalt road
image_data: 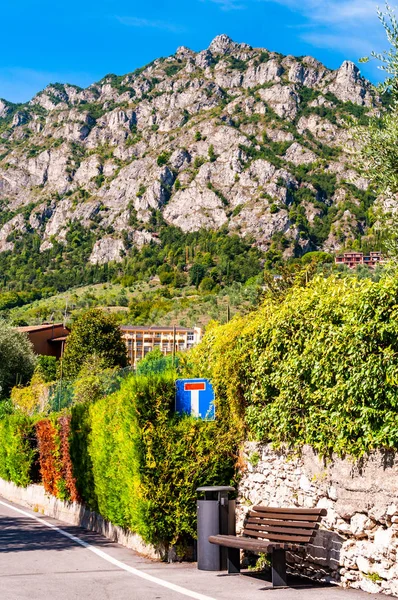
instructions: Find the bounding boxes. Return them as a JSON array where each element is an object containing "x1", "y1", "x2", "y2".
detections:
[{"x1": 0, "y1": 497, "x2": 381, "y2": 600}]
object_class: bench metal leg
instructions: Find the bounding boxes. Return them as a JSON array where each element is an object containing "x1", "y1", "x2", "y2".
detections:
[
  {"x1": 227, "y1": 547, "x2": 240, "y2": 574},
  {"x1": 271, "y1": 549, "x2": 287, "y2": 587}
]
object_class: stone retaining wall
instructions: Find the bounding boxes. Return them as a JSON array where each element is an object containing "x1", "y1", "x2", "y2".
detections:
[
  {"x1": 0, "y1": 478, "x2": 164, "y2": 560},
  {"x1": 237, "y1": 443, "x2": 398, "y2": 596}
]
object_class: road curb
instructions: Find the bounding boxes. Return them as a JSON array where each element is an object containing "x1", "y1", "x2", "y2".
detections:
[{"x1": 0, "y1": 477, "x2": 164, "y2": 560}]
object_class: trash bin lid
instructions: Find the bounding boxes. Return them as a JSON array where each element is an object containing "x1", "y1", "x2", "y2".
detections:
[{"x1": 197, "y1": 486, "x2": 235, "y2": 493}]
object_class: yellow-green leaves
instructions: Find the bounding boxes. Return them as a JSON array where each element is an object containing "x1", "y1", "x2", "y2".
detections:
[{"x1": 190, "y1": 274, "x2": 398, "y2": 457}]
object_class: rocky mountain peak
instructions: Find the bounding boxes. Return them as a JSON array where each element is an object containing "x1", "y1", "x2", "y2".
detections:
[
  {"x1": 0, "y1": 37, "x2": 380, "y2": 268},
  {"x1": 208, "y1": 34, "x2": 239, "y2": 54}
]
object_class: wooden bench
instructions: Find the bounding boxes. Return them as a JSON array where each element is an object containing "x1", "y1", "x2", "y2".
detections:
[{"x1": 209, "y1": 506, "x2": 326, "y2": 587}]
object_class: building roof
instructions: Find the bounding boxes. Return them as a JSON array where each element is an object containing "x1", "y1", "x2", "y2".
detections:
[
  {"x1": 17, "y1": 323, "x2": 70, "y2": 333},
  {"x1": 120, "y1": 325, "x2": 197, "y2": 333}
]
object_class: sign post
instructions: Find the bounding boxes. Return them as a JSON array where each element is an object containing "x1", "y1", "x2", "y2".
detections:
[{"x1": 175, "y1": 379, "x2": 216, "y2": 420}]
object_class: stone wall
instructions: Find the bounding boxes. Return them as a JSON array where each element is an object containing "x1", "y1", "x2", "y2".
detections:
[{"x1": 237, "y1": 443, "x2": 398, "y2": 596}]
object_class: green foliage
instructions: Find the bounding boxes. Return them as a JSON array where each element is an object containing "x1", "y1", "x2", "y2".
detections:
[
  {"x1": 357, "y1": 5, "x2": 398, "y2": 256},
  {"x1": 87, "y1": 374, "x2": 236, "y2": 548},
  {"x1": 73, "y1": 356, "x2": 119, "y2": 404},
  {"x1": 301, "y1": 251, "x2": 333, "y2": 265},
  {"x1": 0, "y1": 414, "x2": 37, "y2": 487},
  {"x1": 199, "y1": 276, "x2": 215, "y2": 292},
  {"x1": 226, "y1": 56, "x2": 247, "y2": 71},
  {"x1": 136, "y1": 348, "x2": 175, "y2": 376},
  {"x1": 69, "y1": 402, "x2": 98, "y2": 510},
  {"x1": 157, "y1": 151, "x2": 171, "y2": 167},
  {"x1": 62, "y1": 309, "x2": 127, "y2": 379},
  {"x1": 77, "y1": 102, "x2": 106, "y2": 121},
  {"x1": 208, "y1": 144, "x2": 217, "y2": 162},
  {"x1": 190, "y1": 274, "x2": 398, "y2": 456},
  {"x1": 0, "y1": 321, "x2": 36, "y2": 399},
  {"x1": 194, "y1": 156, "x2": 206, "y2": 169},
  {"x1": 0, "y1": 220, "x2": 263, "y2": 304},
  {"x1": 163, "y1": 62, "x2": 183, "y2": 77},
  {"x1": 0, "y1": 372, "x2": 235, "y2": 550},
  {"x1": 238, "y1": 143, "x2": 283, "y2": 169},
  {"x1": 190, "y1": 263, "x2": 206, "y2": 287},
  {"x1": 36, "y1": 356, "x2": 57, "y2": 383}
]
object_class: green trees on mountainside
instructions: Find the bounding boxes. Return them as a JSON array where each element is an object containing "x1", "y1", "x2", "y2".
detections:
[{"x1": 0, "y1": 225, "x2": 263, "y2": 317}]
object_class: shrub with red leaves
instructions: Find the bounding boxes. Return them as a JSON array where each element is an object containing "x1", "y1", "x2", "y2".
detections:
[
  {"x1": 59, "y1": 415, "x2": 79, "y2": 502},
  {"x1": 35, "y1": 419, "x2": 61, "y2": 497},
  {"x1": 35, "y1": 416, "x2": 79, "y2": 502}
]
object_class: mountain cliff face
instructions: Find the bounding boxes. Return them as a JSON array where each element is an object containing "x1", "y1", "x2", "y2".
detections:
[{"x1": 0, "y1": 35, "x2": 379, "y2": 267}]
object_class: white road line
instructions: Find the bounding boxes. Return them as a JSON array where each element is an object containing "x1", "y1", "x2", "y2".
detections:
[{"x1": 0, "y1": 499, "x2": 216, "y2": 600}]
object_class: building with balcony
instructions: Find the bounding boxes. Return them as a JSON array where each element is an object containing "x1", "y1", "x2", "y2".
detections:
[
  {"x1": 120, "y1": 325, "x2": 202, "y2": 368},
  {"x1": 335, "y1": 252, "x2": 384, "y2": 270}
]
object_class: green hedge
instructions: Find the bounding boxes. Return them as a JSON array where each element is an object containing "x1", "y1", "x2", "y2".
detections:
[
  {"x1": 0, "y1": 373, "x2": 236, "y2": 553},
  {"x1": 0, "y1": 414, "x2": 38, "y2": 487},
  {"x1": 189, "y1": 274, "x2": 398, "y2": 456},
  {"x1": 84, "y1": 373, "x2": 236, "y2": 548}
]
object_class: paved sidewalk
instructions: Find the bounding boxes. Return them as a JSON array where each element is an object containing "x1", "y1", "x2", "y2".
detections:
[{"x1": 0, "y1": 496, "x2": 384, "y2": 600}]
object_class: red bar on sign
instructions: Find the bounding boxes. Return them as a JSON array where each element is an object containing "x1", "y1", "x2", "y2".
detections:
[{"x1": 184, "y1": 382, "x2": 206, "y2": 391}]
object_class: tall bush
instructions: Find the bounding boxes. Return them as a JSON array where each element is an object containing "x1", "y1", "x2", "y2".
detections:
[
  {"x1": 86, "y1": 373, "x2": 236, "y2": 549},
  {"x1": 0, "y1": 414, "x2": 38, "y2": 487},
  {"x1": 36, "y1": 415, "x2": 79, "y2": 501},
  {"x1": 61, "y1": 309, "x2": 127, "y2": 379},
  {"x1": 0, "y1": 321, "x2": 36, "y2": 399},
  {"x1": 190, "y1": 274, "x2": 398, "y2": 456}
]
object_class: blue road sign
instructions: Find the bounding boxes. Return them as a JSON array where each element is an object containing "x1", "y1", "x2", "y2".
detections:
[{"x1": 175, "y1": 379, "x2": 216, "y2": 420}]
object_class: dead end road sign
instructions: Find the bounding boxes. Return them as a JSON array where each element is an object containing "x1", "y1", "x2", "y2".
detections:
[{"x1": 175, "y1": 379, "x2": 216, "y2": 420}]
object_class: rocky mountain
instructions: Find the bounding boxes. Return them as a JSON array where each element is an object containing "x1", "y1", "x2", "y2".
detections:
[{"x1": 0, "y1": 34, "x2": 380, "y2": 269}]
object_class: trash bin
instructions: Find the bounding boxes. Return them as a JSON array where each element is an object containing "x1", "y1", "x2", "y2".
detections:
[{"x1": 197, "y1": 486, "x2": 236, "y2": 571}]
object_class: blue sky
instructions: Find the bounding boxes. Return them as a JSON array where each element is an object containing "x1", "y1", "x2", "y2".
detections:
[{"x1": 0, "y1": 0, "x2": 391, "y2": 103}]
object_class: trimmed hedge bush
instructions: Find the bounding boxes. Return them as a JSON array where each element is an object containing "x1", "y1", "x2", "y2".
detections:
[
  {"x1": 0, "y1": 373, "x2": 237, "y2": 552},
  {"x1": 86, "y1": 373, "x2": 236, "y2": 548},
  {"x1": 0, "y1": 414, "x2": 38, "y2": 487}
]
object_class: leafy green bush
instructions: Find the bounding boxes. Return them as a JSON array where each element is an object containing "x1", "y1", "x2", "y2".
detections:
[
  {"x1": 62, "y1": 309, "x2": 127, "y2": 379},
  {"x1": 0, "y1": 414, "x2": 38, "y2": 487},
  {"x1": 36, "y1": 355, "x2": 57, "y2": 382},
  {"x1": 190, "y1": 274, "x2": 398, "y2": 456},
  {"x1": 0, "y1": 321, "x2": 36, "y2": 399},
  {"x1": 157, "y1": 151, "x2": 171, "y2": 167},
  {"x1": 70, "y1": 402, "x2": 98, "y2": 510},
  {"x1": 86, "y1": 373, "x2": 236, "y2": 550},
  {"x1": 136, "y1": 348, "x2": 175, "y2": 376}
]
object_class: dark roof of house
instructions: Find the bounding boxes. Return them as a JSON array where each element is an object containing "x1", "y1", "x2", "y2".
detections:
[
  {"x1": 120, "y1": 326, "x2": 196, "y2": 333},
  {"x1": 17, "y1": 323, "x2": 70, "y2": 333}
]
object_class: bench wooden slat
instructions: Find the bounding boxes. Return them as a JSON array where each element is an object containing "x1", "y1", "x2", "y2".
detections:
[
  {"x1": 247, "y1": 516, "x2": 318, "y2": 529},
  {"x1": 209, "y1": 534, "x2": 301, "y2": 552},
  {"x1": 209, "y1": 535, "x2": 276, "y2": 550},
  {"x1": 249, "y1": 511, "x2": 320, "y2": 522},
  {"x1": 253, "y1": 506, "x2": 326, "y2": 515},
  {"x1": 244, "y1": 523, "x2": 316, "y2": 536},
  {"x1": 242, "y1": 529, "x2": 311, "y2": 543}
]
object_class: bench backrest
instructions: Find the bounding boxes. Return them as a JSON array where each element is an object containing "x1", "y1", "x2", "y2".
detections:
[{"x1": 243, "y1": 506, "x2": 326, "y2": 545}]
